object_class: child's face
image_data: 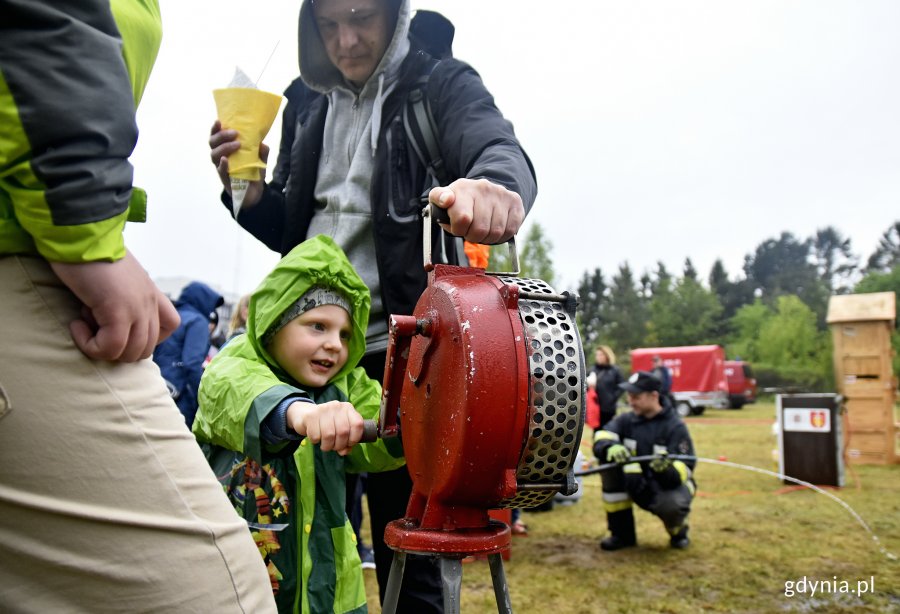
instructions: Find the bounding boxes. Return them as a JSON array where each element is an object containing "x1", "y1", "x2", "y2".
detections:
[{"x1": 268, "y1": 304, "x2": 351, "y2": 388}]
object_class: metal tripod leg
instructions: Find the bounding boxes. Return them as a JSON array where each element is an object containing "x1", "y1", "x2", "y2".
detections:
[
  {"x1": 381, "y1": 552, "x2": 407, "y2": 614},
  {"x1": 488, "y1": 553, "x2": 513, "y2": 614},
  {"x1": 439, "y1": 557, "x2": 463, "y2": 614},
  {"x1": 383, "y1": 550, "x2": 512, "y2": 614}
]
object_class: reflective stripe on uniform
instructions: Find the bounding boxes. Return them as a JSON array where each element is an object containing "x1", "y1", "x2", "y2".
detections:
[
  {"x1": 593, "y1": 430, "x2": 619, "y2": 443},
  {"x1": 673, "y1": 460, "x2": 692, "y2": 484},
  {"x1": 623, "y1": 462, "x2": 642, "y2": 474},
  {"x1": 604, "y1": 499, "x2": 633, "y2": 513},
  {"x1": 602, "y1": 491, "x2": 633, "y2": 513},
  {"x1": 602, "y1": 491, "x2": 630, "y2": 503}
]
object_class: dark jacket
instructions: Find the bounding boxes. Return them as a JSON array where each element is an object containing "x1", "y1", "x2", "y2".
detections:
[
  {"x1": 592, "y1": 364, "x2": 625, "y2": 426},
  {"x1": 153, "y1": 281, "x2": 223, "y2": 425},
  {"x1": 593, "y1": 401, "x2": 696, "y2": 490},
  {"x1": 652, "y1": 365, "x2": 673, "y2": 394},
  {"x1": 226, "y1": 45, "x2": 537, "y2": 323},
  {"x1": 0, "y1": 0, "x2": 161, "y2": 262}
]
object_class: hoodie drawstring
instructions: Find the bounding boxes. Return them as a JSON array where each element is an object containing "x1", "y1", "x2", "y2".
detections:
[
  {"x1": 371, "y1": 73, "x2": 385, "y2": 152},
  {"x1": 371, "y1": 73, "x2": 400, "y2": 153}
]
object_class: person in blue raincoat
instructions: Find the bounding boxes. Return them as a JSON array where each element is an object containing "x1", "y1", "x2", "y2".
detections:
[{"x1": 154, "y1": 280, "x2": 223, "y2": 426}]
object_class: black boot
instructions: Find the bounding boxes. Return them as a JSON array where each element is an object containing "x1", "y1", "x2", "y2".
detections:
[
  {"x1": 669, "y1": 525, "x2": 690, "y2": 549},
  {"x1": 600, "y1": 509, "x2": 636, "y2": 551}
]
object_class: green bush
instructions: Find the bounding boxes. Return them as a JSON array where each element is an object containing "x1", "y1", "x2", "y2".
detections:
[{"x1": 752, "y1": 362, "x2": 834, "y2": 393}]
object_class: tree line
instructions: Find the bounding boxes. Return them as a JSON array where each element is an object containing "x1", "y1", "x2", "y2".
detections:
[{"x1": 491, "y1": 221, "x2": 900, "y2": 391}]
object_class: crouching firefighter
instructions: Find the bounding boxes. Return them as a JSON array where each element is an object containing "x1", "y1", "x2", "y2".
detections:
[{"x1": 592, "y1": 371, "x2": 696, "y2": 550}]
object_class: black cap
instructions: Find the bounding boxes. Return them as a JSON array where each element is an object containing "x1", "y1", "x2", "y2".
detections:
[{"x1": 619, "y1": 370, "x2": 661, "y2": 394}]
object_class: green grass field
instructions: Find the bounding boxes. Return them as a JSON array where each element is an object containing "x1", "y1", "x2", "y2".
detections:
[{"x1": 363, "y1": 401, "x2": 900, "y2": 613}]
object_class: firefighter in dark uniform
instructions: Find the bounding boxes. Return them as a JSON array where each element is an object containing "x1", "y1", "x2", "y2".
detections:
[{"x1": 592, "y1": 371, "x2": 696, "y2": 550}]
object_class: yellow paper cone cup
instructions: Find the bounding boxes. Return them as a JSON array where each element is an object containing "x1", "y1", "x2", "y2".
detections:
[{"x1": 213, "y1": 87, "x2": 283, "y2": 180}]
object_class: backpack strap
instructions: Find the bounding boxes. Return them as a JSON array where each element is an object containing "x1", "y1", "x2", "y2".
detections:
[
  {"x1": 403, "y1": 59, "x2": 450, "y2": 187},
  {"x1": 404, "y1": 59, "x2": 469, "y2": 265}
]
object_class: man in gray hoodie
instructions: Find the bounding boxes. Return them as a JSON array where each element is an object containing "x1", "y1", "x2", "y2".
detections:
[{"x1": 210, "y1": 0, "x2": 537, "y2": 610}]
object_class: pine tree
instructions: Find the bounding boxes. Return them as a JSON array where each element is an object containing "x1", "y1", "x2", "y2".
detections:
[
  {"x1": 577, "y1": 268, "x2": 607, "y2": 351},
  {"x1": 813, "y1": 226, "x2": 859, "y2": 294},
  {"x1": 866, "y1": 221, "x2": 900, "y2": 273},
  {"x1": 605, "y1": 263, "x2": 648, "y2": 353},
  {"x1": 518, "y1": 224, "x2": 557, "y2": 286}
]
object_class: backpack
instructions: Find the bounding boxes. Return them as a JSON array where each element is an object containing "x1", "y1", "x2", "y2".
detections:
[
  {"x1": 405, "y1": 12, "x2": 490, "y2": 268},
  {"x1": 404, "y1": 10, "x2": 454, "y2": 187}
]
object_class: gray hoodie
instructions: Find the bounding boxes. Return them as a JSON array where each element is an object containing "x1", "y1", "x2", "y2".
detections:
[{"x1": 298, "y1": 0, "x2": 411, "y2": 353}]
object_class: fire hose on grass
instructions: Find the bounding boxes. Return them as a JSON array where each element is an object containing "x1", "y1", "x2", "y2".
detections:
[{"x1": 574, "y1": 454, "x2": 897, "y2": 561}]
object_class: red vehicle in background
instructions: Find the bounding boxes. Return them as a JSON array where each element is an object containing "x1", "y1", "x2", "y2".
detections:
[
  {"x1": 631, "y1": 345, "x2": 729, "y2": 417},
  {"x1": 724, "y1": 360, "x2": 757, "y2": 409}
]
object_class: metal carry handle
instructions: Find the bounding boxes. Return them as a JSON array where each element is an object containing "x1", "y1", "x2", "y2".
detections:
[{"x1": 421, "y1": 200, "x2": 519, "y2": 275}]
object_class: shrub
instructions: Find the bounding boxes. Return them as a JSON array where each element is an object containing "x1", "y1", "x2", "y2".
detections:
[{"x1": 752, "y1": 362, "x2": 834, "y2": 393}]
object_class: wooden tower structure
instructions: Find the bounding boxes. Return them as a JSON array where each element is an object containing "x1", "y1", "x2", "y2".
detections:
[{"x1": 826, "y1": 291, "x2": 897, "y2": 464}]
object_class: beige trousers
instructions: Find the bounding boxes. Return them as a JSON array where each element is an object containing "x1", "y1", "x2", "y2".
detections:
[{"x1": 0, "y1": 256, "x2": 275, "y2": 613}]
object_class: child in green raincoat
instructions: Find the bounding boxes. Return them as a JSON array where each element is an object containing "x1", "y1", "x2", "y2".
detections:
[{"x1": 194, "y1": 235, "x2": 405, "y2": 614}]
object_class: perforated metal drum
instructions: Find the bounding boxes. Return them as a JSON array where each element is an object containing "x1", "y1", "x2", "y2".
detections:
[
  {"x1": 380, "y1": 261, "x2": 586, "y2": 533},
  {"x1": 497, "y1": 276, "x2": 585, "y2": 509}
]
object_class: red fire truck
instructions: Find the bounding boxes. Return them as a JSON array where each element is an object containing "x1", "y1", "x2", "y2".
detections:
[
  {"x1": 631, "y1": 345, "x2": 730, "y2": 417},
  {"x1": 724, "y1": 360, "x2": 758, "y2": 409}
]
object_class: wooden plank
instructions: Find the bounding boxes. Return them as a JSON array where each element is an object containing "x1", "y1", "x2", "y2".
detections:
[
  {"x1": 846, "y1": 430, "x2": 897, "y2": 465},
  {"x1": 845, "y1": 399, "x2": 890, "y2": 431},
  {"x1": 827, "y1": 292, "x2": 896, "y2": 324}
]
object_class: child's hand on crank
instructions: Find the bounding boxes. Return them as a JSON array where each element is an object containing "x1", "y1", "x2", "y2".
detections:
[{"x1": 286, "y1": 400, "x2": 365, "y2": 455}]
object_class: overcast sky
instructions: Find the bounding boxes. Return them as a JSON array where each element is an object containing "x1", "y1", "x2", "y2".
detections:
[{"x1": 129, "y1": 0, "x2": 900, "y2": 299}]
